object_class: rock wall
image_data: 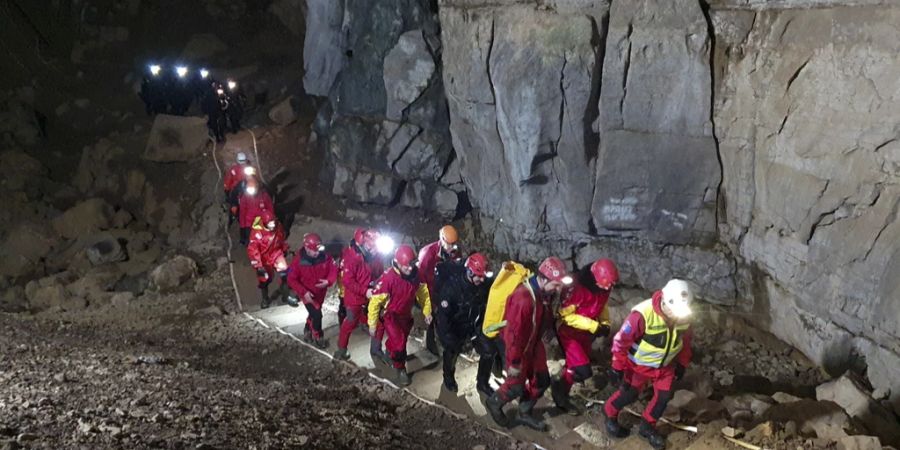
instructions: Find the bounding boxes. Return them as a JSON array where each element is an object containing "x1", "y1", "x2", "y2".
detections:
[
  {"x1": 304, "y1": 0, "x2": 900, "y2": 412},
  {"x1": 713, "y1": 4, "x2": 900, "y2": 413},
  {"x1": 305, "y1": 0, "x2": 460, "y2": 217}
]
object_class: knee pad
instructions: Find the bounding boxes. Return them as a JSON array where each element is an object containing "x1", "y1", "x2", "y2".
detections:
[
  {"x1": 572, "y1": 365, "x2": 593, "y2": 383},
  {"x1": 649, "y1": 389, "x2": 673, "y2": 420}
]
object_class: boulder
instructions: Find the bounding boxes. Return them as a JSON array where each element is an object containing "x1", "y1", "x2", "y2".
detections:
[
  {"x1": 52, "y1": 198, "x2": 115, "y2": 239},
  {"x1": 73, "y1": 138, "x2": 125, "y2": 194},
  {"x1": 0, "y1": 149, "x2": 47, "y2": 191},
  {"x1": 142, "y1": 115, "x2": 209, "y2": 162},
  {"x1": 28, "y1": 284, "x2": 68, "y2": 310},
  {"x1": 85, "y1": 234, "x2": 128, "y2": 266},
  {"x1": 66, "y1": 268, "x2": 123, "y2": 303},
  {"x1": 268, "y1": 97, "x2": 297, "y2": 126},
  {"x1": 148, "y1": 256, "x2": 197, "y2": 291},
  {"x1": 839, "y1": 436, "x2": 883, "y2": 450},
  {"x1": 0, "y1": 223, "x2": 56, "y2": 277},
  {"x1": 816, "y1": 375, "x2": 900, "y2": 446},
  {"x1": 383, "y1": 30, "x2": 436, "y2": 121},
  {"x1": 111, "y1": 209, "x2": 133, "y2": 229},
  {"x1": 772, "y1": 392, "x2": 803, "y2": 404},
  {"x1": 762, "y1": 399, "x2": 854, "y2": 439}
]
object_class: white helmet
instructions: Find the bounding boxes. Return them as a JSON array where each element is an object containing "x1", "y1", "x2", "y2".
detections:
[
  {"x1": 661, "y1": 279, "x2": 694, "y2": 318},
  {"x1": 236, "y1": 152, "x2": 248, "y2": 163}
]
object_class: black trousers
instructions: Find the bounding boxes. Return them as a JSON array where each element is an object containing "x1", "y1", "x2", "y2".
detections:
[{"x1": 475, "y1": 332, "x2": 505, "y2": 387}]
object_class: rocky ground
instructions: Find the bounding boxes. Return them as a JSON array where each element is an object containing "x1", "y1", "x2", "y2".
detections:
[{"x1": 0, "y1": 267, "x2": 515, "y2": 450}]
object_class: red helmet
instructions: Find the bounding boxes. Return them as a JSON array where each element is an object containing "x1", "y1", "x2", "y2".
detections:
[
  {"x1": 259, "y1": 210, "x2": 276, "y2": 229},
  {"x1": 353, "y1": 227, "x2": 366, "y2": 245},
  {"x1": 591, "y1": 258, "x2": 619, "y2": 290},
  {"x1": 538, "y1": 257, "x2": 570, "y2": 283},
  {"x1": 363, "y1": 229, "x2": 379, "y2": 248},
  {"x1": 394, "y1": 245, "x2": 416, "y2": 267},
  {"x1": 465, "y1": 253, "x2": 489, "y2": 277},
  {"x1": 303, "y1": 233, "x2": 323, "y2": 252}
]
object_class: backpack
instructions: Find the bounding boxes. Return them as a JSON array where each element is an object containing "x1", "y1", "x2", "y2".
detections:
[{"x1": 482, "y1": 261, "x2": 533, "y2": 338}]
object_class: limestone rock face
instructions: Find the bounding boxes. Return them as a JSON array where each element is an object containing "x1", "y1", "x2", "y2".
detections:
[
  {"x1": 441, "y1": 5, "x2": 599, "y2": 238},
  {"x1": 713, "y1": 5, "x2": 900, "y2": 413},
  {"x1": 383, "y1": 30, "x2": 436, "y2": 121},
  {"x1": 303, "y1": 0, "x2": 347, "y2": 96}
]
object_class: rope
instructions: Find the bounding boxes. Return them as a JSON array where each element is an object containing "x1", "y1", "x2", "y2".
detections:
[{"x1": 210, "y1": 136, "x2": 243, "y2": 312}]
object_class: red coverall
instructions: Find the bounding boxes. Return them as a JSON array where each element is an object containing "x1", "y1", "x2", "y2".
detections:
[
  {"x1": 604, "y1": 291, "x2": 693, "y2": 425},
  {"x1": 247, "y1": 222, "x2": 289, "y2": 287},
  {"x1": 337, "y1": 246, "x2": 385, "y2": 350},
  {"x1": 556, "y1": 281, "x2": 611, "y2": 392},
  {"x1": 287, "y1": 249, "x2": 338, "y2": 339},
  {"x1": 239, "y1": 188, "x2": 274, "y2": 229},
  {"x1": 223, "y1": 163, "x2": 249, "y2": 194},
  {"x1": 497, "y1": 278, "x2": 551, "y2": 402},
  {"x1": 367, "y1": 268, "x2": 432, "y2": 369}
]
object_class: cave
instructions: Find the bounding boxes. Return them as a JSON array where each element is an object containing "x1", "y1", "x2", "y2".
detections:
[{"x1": 1, "y1": 0, "x2": 898, "y2": 448}]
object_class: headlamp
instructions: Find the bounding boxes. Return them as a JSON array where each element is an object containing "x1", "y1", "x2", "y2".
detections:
[
  {"x1": 485, "y1": 271, "x2": 495, "y2": 278},
  {"x1": 317, "y1": 244, "x2": 326, "y2": 252},
  {"x1": 669, "y1": 301, "x2": 693, "y2": 318},
  {"x1": 216, "y1": 88, "x2": 225, "y2": 95},
  {"x1": 227, "y1": 80, "x2": 237, "y2": 90},
  {"x1": 375, "y1": 235, "x2": 395, "y2": 255},
  {"x1": 275, "y1": 260, "x2": 288, "y2": 272},
  {"x1": 200, "y1": 69, "x2": 209, "y2": 79},
  {"x1": 245, "y1": 186, "x2": 257, "y2": 196},
  {"x1": 561, "y1": 275, "x2": 574, "y2": 285},
  {"x1": 176, "y1": 66, "x2": 188, "y2": 78},
  {"x1": 149, "y1": 64, "x2": 161, "y2": 76},
  {"x1": 243, "y1": 166, "x2": 256, "y2": 176}
]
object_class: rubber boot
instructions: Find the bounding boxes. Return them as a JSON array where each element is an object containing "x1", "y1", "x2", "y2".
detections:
[
  {"x1": 602, "y1": 408, "x2": 630, "y2": 438},
  {"x1": 396, "y1": 368, "x2": 411, "y2": 387},
  {"x1": 484, "y1": 393, "x2": 510, "y2": 427},
  {"x1": 516, "y1": 400, "x2": 548, "y2": 431},
  {"x1": 443, "y1": 374, "x2": 459, "y2": 393},
  {"x1": 639, "y1": 420, "x2": 666, "y2": 449},
  {"x1": 285, "y1": 293, "x2": 299, "y2": 308},
  {"x1": 551, "y1": 375, "x2": 581, "y2": 416},
  {"x1": 313, "y1": 337, "x2": 328, "y2": 349},
  {"x1": 476, "y1": 381, "x2": 495, "y2": 397},
  {"x1": 276, "y1": 280, "x2": 289, "y2": 304},
  {"x1": 260, "y1": 288, "x2": 271, "y2": 309},
  {"x1": 303, "y1": 325, "x2": 313, "y2": 343},
  {"x1": 370, "y1": 337, "x2": 389, "y2": 364},
  {"x1": 333, "y1": 348, "x2": 350, "y2": 360}
]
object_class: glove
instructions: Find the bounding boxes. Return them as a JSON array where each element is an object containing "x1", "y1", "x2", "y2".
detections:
[
  {"x1": 607, "y1": 368, "x2": 624, "y2": 387},
  {"x1": 595, "y1": 324, "x2": 611, "y2": 337},
  {"x1": 675, "y1": 364, "x2": 686, "y2": 381},
  {"x1": 256, "y1": 267, "x2": 267, "y2": 278}
]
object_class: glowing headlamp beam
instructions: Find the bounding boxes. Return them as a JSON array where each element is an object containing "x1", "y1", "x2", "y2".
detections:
[
  {"x1": 375, "y1": 236, "x2": 395, "y2": 255},
  {"x1": 200, "y1": 69, "x2": 209, "y2": 78},
  {"x1": 176, "y1": 66, "x2": 188, "y2": 78}
]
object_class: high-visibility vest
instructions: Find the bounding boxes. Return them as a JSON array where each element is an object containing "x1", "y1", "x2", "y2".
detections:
[{"x1": 628, "y1": 299, "x2": 690, "y2": 368}]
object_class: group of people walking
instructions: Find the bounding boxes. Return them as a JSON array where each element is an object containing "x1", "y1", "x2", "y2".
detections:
[
  {"x1": 138, "y1": 63, "x2": 245, "y2": 142},
  {"x1": 221, "y1": 151, "x2": 696, "y2": 449}
]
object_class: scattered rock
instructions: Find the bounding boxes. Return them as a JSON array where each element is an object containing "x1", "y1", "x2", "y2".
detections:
[
  {"x1": 762, "y1": 399, "x2": 853, "y2": 439},
  {"x1": 746, "y1": 421, "x2": 776, "y2": 441},
  {"x1": 772, "y1": 392, "x2": 802, "y2": 404},
  {"x1": 839, "y1": 436, "x2": 883, "y2": 450},
  {"x1": 668, "y1": 390, "x2": 697, "y2": 410},
  {"x1": 721, "y1": 426, "x2": 742, "y2": 438},
  {"x1": 268, "y1": 97, "x2": 297, "y2": 125},
  {"x1": 148, "y1": 256, "x2": 198, "y2": 291},
  {"x1": 0, "y1": 223, "x2": 56, "y2": 277},
  {"x1": 142, "y1": 115, "x2": 210, "y2": 162},
  {"x1": 52, "y1": 198, "x2": 115, "y2": 239},
  {"x1": 816, "y1": 375, "x2": 900, "y2": 446},
  {"x1": 86, "y1": 234, "x2": 128, "y2": 266},
  {"x1": 111, "y1": 209, "x2": 134, "y2": 229},
  {"x1": 28, "y1": 284, "x2": 68, "y2": 310}
]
